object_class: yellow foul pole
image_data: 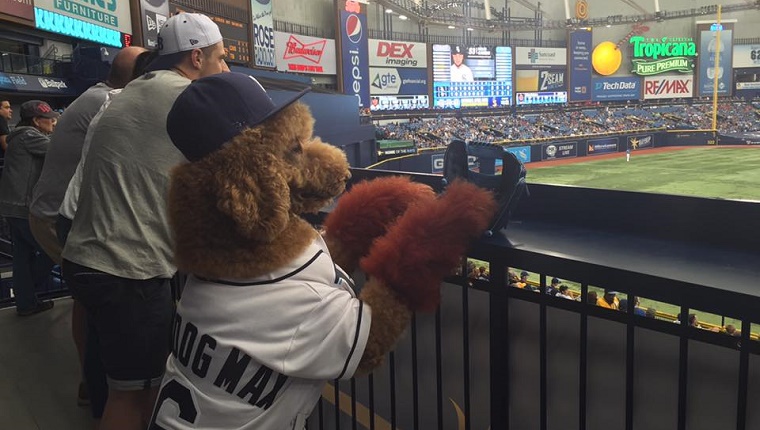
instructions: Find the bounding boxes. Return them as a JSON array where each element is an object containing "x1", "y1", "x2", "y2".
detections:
[{"x1": 711, "y1": 5, "x2": 722, "y2": 131}]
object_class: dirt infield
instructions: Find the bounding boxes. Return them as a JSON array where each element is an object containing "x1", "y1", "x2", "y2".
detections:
[{"x1": 526, "y1": 146, "x2": 693, "y2": 169}]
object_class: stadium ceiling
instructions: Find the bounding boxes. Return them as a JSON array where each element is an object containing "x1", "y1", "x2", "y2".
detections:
[{"x1": 374, "y1": 0, "x2": 760, "y2": 31}]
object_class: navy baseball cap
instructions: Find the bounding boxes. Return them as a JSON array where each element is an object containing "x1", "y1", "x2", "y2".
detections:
[
  {"x1": 453, "y1": 45, "x2": 464, "y2": 54},
  {"x1": 167, "y1": 72, "x2": 311, "y2": 162},
  {"x1": 20, "y1": 100, "x2": 59, "y2": 120}
]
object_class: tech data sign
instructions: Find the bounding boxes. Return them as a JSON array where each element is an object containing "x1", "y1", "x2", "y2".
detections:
[
  {"x1": 34, "y1": 0, "x2": 131, "y2": 39},
  {"x1": 368, "y1": 39, "x2": 427, "y2": 68},
  {"x1": 643, "y1": 74, "x2": 693, "y2": 100},
  {"x1": 274, "y1": 31, "x2": 336, "y2": 75},
  {"x1": 630, "y1": 36, "x2": 696, "y2": 76},
  {"x1": 515, "y1": 47, "x2": 567, "y2": 66}
]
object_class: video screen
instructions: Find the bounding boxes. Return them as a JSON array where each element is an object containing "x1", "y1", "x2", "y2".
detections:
[
  {"x1": 432, "y1": 44, "x2": 512, "y2": 109},
  {"x1": 370, "y1": 95, "x2": 430, "y2": 111},
  {"x1": 516, "y1": 91, "x2": 568, "y2": 105}
]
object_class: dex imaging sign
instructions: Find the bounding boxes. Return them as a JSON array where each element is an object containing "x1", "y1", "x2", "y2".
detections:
[{"x1": 369, "y1": 39, "x2": 427, "y2": 68}]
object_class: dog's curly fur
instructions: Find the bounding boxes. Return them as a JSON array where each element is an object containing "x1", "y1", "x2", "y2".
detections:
[
  {"x1": 169, "y1": 100, "x2": 497, "y2": 378},
  {"x1": 169, "y1": 102, "x2": 350, "y2": 279}
]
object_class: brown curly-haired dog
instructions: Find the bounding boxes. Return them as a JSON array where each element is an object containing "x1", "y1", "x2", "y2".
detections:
[{"x1": 166, "y1": 93, "x2": 495, "y2": 427}]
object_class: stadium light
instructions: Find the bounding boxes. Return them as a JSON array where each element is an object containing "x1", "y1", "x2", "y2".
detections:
[
  {"x1": 448, "y1": 25, "x2": 456, "y2": 29},
  {"x1": 385, "y1": 8, "x2": 393, "y2": 13},
  {"x1": 467, "y1": 27, "x2": 474, "y2": 31},
  {"x1": 399, "y1": 14, "x2": 408, "y2": 20}
]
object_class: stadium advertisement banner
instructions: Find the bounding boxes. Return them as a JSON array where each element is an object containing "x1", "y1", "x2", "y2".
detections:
[
  {"x1": 627, "y1": 135, "x2": 654, "y2": 150},
  {"x1": 733, "y1": 45, "x2": 760, "y2": 68},
  {"x1": 643, "y1": 74, "x2": 693, "y2": 100},
  {"x1": 431, "y1": 154, "x2": 480, "y2": 174},
  {"x1": 505, "y1": 146, "x2": 532, "y2": 164},
  {"x1": 34, "y1": 0, "x2": 132, "y2": 35},
  {"x1": 569, "y1": 29, "x2": 592, "y2": 102},
  {"x1": 587, "y1": 137, "x2": 618, "y2": 155},
  {"x1": 734, "y1": 67, "x2": 760, "y2": 99},
  {"x1": 138, "y1": 0, "x2": 168, "y2": 49},
  {"x1": 516, "y1": 67, "x2": 566, "y2": 92},
  {"x1": 542, "y1": 142, "x2": 577, "y2": 160},
  {"x1": 337, "y1": 3, "x2": 370, "y2": 107},
  {"x1": 369, "y1": 67, "x2": 427, "y2": 95},
  {"x1": 368, "y1": 39, "x2": 427, "y2": 68},
  {"x1": 251, "y1": 0, "x2": 275, "y2": 68},
  {"x1": 697, "y1": 23, "x2": 733, "y2": 97},
  {"x1": 274, "y1": 31, "x2": 336, "y2": 75},
  {"x1": 0, "y1": 0, "x2": 34, "y2": 21},
  {"x1": 515, "y1": 47, "x2": 567, "y2": 66},
  {"x1": 592, "y1": 77, "x2": 641, "y2": 101}
]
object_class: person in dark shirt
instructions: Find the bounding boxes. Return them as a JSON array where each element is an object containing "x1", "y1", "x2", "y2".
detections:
[{"x1": 0, "y1": 99, "x2": 13, "y2": 155}]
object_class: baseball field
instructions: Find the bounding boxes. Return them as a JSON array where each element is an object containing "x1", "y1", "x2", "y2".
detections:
[{"x1": 526, "y1": 146, "x2": 760, "y2": 201}]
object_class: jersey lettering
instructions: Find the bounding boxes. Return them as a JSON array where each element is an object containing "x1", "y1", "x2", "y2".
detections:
[
  {"x1": 213, "y1": 347, "x2": 252, "y2": 393},
  {"x1": 149, "y1": 379, "x2": 198, "y2": 429}
]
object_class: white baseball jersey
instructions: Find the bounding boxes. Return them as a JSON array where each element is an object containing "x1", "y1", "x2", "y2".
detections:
[
  {"x1": 150, "y1": 235, "x2": 371, "y2": 429},
  {"x1": 450, "y1": 64, "x2": 474, "y2": 82}
]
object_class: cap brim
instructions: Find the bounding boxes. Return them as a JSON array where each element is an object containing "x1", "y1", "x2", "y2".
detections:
[
  {"x1": 39, "y1": 111, "x2": 60, "y2": 119},
  {"x1": 255, "y1": 87, "x2": 311, "y2": 127}
]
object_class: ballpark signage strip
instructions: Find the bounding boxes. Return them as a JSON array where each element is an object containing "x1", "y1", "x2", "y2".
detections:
[
  {"x1": 138, "y1": 0, "x2": 167, "y2": 50},
  {"x1": 35, "y1": 7, "x2": 122, "y2": 47},
  {"x1": 515, "y1": 47, "x2": 567, "y2": 66},
  {"x1": 587, "y1": 137, "x2": 618, "y2": 155},
  {"x1": 542, "y1": 142, "x2": 577, "y2": 160},
  {"x1": 0, "y1": 0, "x2": 34, "y2": 20},
  {"x1": 630, "y1": 36, "x2": 696, "y2": 76},
  {"x1": 627, "y1": 135, "x2": 654, "y2": 150},
  {"x1": 337, "y1": 1, "x2": 370, "y2": 107},
  {"x1": 369, "y1": 67, "x2": 427, "y2": 95},
  {"x1": 368, "y1": 39, "x2": 427, "y2": 68},
  {"x1": 505, "y1": 146, "x2": 531, "y2": 164},
  {"x1": 0, "y1": 72, "x2": 75, "y2": 94},
  {"x1": 251, "y1": 0, "x2": 274, "y2": 68},
  {"x1": 591, "y1": 77, "x2": 641, "y2": 101},
  {"x1": 274, "y1": 31, "x2": 336, "y2": 75},
  {"x1": 34, "y1": 0, "x2": 131, "y2": 36},
  {"x1": 733, "y1": 45, "x2": 760, "y2": 69},
  {"x1": 569, "y1": 29, "x2": 592, "y2": 102},
  {"x1": 697, "y1": 23, "x2": 733, "y2": 97},
  {"x1": 643, "y1": 74, "x2": 693, "y2": 100}
]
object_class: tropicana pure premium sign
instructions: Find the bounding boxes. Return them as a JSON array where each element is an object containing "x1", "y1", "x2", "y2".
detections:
[{"x1": 630, "y1": 36, "x2": 696, "y2": 76}]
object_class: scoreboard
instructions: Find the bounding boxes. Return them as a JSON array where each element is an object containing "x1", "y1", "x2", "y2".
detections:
[{"x1": 432, "y1": 45, "x2": 513, "y2": 109}]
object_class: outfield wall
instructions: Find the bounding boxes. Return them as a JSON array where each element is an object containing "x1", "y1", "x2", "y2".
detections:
[{"x1": 371, "y1": 130, "x2": 756, "y2": 174}]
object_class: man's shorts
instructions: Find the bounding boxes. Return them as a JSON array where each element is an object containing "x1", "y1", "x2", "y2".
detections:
[{"x1": 62, "y1": 259, "x2": 174, "y2": 391}]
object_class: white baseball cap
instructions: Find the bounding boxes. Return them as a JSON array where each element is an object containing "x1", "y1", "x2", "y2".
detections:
[{"x1": 157, "y1": 13, "x2": 223, "y2": 55}]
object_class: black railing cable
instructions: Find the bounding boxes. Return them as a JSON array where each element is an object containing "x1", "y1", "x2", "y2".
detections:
[
  {"x1": 463, "y1": 283, "x2": 472, "y2": 430},
  {"x1": 389, "y1": 351, "x2": 397, "y2": 429},
  {"x1": 411, "y1": 314, "x2": 420, "y2": 429},
  {"x1": 539, "y1": 274, "x2": 547, "y2": 430},
  {"x1": 736, "y1": 319, "x2": 751, "y2": 430},
  {"x1": 436, "y1": 308, "x2": 444, "y2": 430},
  {"x1": 579, "y1": 283, "x2": 588, "y2": 430},
  {"x1": 677, "y1": 304, "x2": 689, "y2": 430},
  {"x1": 625, "y1": 295, "x2": 636, "y2": 430}
]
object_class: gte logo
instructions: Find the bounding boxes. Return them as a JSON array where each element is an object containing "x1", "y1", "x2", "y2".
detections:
[
  {"x1": 645, "y1": 78, "x2": 691, "y2": 95},
  {"x1": 376, "y1": 42, "x2": 418, "y2": 67},
  {"x1": 371, "y1": 71, "x2": 400, "y2": 92}
]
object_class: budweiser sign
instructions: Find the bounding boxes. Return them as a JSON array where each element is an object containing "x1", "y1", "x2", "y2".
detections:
[
  {"x1": 274, "y1": 31, "x2": 337, "y2": 75},
  {"x1": 284, "y1": 35, "x2": 326, "y2": 65}
]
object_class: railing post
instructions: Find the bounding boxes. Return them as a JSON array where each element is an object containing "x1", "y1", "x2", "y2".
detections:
[{"x1": 490, "y1": 261, "x2": 509, "y2": 429}]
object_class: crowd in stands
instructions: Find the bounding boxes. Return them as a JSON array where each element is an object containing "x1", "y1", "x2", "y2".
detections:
[
  {"x1": 464, "y1": 263, "x2": 749, "y2": 338},
  {"x1": 375, "y1": 100, "x2": 760, "y2": 147}
]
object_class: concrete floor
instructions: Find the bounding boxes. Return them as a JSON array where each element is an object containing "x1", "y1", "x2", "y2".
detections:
[{"x1": 0, "y1": 298, "x2": 94, "y2": 429}]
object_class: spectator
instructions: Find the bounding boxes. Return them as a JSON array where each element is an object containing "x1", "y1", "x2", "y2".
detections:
[
  {"x1": 688, "y1": 314, "x2": 700, "y2": 328},
  {"x1": 0, "y1": 100, "x2": 59, "y2": 316},
  {"x1": 60, "y1": 13, "x2": 229, "y2": 430},
  {"x1": 547, "y1": 277, "x2": 561, "y2": 296},
  {"x1": 596, "y1": 290, "x2": 620, "y2": 310},
  {"x1": 586, "y1": 291, "x2": 598, "y2": 304},
  {"x1": 557, "y1": 285, "x2": 575, "y2": 300},
  {"x1": 0, "y1": 99, "x2": 12, "y2": 154},
  {"x1": 633, "y1": 297, "x2": 647, "y2": 316},
  {"x1": 725, "y1": 324, "x2": 740, "y2": 337},
  {"x1": 645, "y1": 307, "x2": 657, "y2": 319},
  {"x1": 28, "y1": 46, "x2": 147, "y2": 420}
]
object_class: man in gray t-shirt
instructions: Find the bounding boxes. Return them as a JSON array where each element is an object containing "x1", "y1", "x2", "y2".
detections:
[{"x1": 60, "y1": 13, "x2": 229, "y2": 430}]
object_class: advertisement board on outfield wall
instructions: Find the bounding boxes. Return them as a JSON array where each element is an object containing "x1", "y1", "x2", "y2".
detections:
[
  {"x1": 542, "y1": 142, "x2": 577, "y2": 160},
  {"x1": 368, "y1": 39, "x2": 427, "y2": 68},
  {"x1": 505, "y1": 146, "x2": 532, "y2": 164},
  {"x1": 643, "y1": 74, "x2": 693, "y2": 100},
  {"x1": 627, "y1": 135, "x2": 654, "y2": 150},
  {"x1": 587, "y1": 137, "x2": 618, "y2": 155},
  {"x1": 733, "y1": 45, "x2": 760, "y2": 69},
  {"x1": 592, "y1": 77, "x2": 641, "y2": 101},
  {"x1": 274, "y1": 31, "x2": 336, "y2": 75},
  {"x1": 697, "y1": 23, "x2": 733, "y2": 97}
]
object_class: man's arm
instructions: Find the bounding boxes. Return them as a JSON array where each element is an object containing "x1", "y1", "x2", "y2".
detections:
[{"x1": 0, "y1": 135, "x2": 7, "y2": 153}]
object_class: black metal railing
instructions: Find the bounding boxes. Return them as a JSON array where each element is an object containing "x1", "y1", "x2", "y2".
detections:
[
  {"x1": 0, "y1": 52, "x2": 68, "y2": 77},
  {"x1": 307, "y1": 168, "x2": 760, "y2": 430}
]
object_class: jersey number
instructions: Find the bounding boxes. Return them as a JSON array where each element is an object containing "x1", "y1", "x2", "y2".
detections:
[{"x1": 149, "y1": 380, "x2": 198, "y2": 429}]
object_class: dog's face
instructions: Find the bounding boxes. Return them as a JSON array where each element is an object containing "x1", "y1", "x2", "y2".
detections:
[{"x1": 175, "y1": 102, "x2": 350, "y2": 243}]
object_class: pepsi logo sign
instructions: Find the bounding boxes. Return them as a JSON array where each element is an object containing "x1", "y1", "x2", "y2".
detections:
[{"x1": 346, "y1": 14, "x2": 362, "y2": 44}]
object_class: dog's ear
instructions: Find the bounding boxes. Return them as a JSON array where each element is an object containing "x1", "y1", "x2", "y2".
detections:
[{"x1": 212, "y1": 133, "x2": 292, "y2": 242}]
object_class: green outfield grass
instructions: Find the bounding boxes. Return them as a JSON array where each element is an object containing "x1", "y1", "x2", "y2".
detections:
[{"x1": 527, "y1": 147, "x2": 760, "y2": 201}]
